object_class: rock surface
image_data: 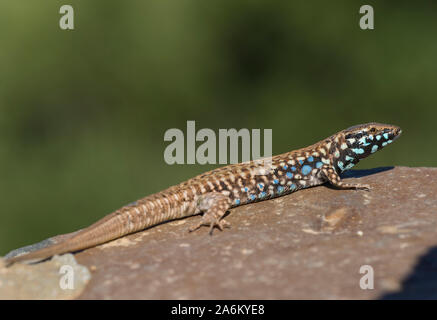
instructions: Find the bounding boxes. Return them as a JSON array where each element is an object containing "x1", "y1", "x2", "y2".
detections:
[
  {"x1": 2, "y1": 166, "x2": 437, "y2": 299},
  {"x1": 0, "y1": 254, "x2": 90, "y2": 299}
]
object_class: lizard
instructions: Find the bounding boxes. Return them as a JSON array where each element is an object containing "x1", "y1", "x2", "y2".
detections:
[{"x1": 4, "y1": 122, "x2": 402, "y2": 266}]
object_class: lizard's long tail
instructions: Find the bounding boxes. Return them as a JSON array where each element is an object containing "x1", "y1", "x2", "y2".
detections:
[
  {"x1": 4, "y1": 193, "x2": 192, "y2": 266},
  {"x1": 4, "y1": 210, "x2": 135, "y2": 266}
]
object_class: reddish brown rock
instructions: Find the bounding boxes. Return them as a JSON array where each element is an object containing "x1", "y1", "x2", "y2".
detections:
[
  {"x1": 3, "y1": 166, "x2": 437, "y2": 299},
  {"x1": 0, "y1": 254, "x2": 90, "y2": 299}
]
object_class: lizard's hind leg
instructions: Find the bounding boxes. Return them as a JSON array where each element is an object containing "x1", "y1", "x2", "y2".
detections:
[{"x1": 189, "y1": 193, "x2": 232, "y2": 235}]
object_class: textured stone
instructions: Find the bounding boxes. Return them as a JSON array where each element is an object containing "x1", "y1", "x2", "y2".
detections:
[
  {"x1": 2, "y1": 166, "x2": 437, "y2": 299},
  {"x1": 0, "y1": 254, "x2": 91, "y2": 299}
]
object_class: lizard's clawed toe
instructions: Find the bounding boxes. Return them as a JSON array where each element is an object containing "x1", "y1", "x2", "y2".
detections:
[
  {"x1": 189, "y1": 216, "x2": 231, "y2": 235},
  {"x1": 212, "y1": 219, "x2": 231, "y2": 234},
  {"x1": 355, "y1": 184, "x2": 371, "y2": 191},
  {"x1": 208, "y1": 219, "x2": 231, "y2": 235}
]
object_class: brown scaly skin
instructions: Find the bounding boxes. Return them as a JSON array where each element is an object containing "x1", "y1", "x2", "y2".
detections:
[{"x1": 4, "y1": 123, "x2": 402, "y2": 266}]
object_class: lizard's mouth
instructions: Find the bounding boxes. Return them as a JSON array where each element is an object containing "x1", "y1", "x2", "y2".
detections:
[{"x1": 392, "y1": 129, "x2": 402, "y2": 141}]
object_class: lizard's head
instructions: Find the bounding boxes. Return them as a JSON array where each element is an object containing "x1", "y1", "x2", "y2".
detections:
[
  {"x1": 331, "y1": 123, "x2": 402, "y2": 172},
  {"x1": 342, "y1": 122, "x2": 402, "y2": 159}
]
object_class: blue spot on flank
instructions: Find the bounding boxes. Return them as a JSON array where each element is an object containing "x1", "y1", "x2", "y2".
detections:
[
  {"x1": 273, "y1": 179, "x2": 279, "y2": 184},
  {"x1": 307, "y1": 156, "x2": 314, "y2": 162},
  {"x1": 257, "y1": 183, "x2": 264, "y2": 190},
  {"x1": 352, "y1": 148, "x2": 365, "y2": 154},
  {"x1": 302, "y1": 165, "x2": 312, "y2": 175},
  {"x1": 383, "y1": 133, "x2": 389, "y2": 139},
  {"x1": 337, "y1": 161, "x2": 345, "y2": 171},
  {"x1": 376, "y1": 135, "x2": 381, "y2": 141},
  {"x1": 299, "y1": 160, "x2": 304, "y2": 165},
  {"x1": 291, "y1": 166, "x2": 297, "y2": 172},
  {"x1": 283, "y1": 165, "x2": 288, "y2": 170},
  {"x1": 249, "y1": 194, "x2": 256, "y2": 201},
  {"x1": 286, "y1": 172, "x2": 293, "y2": 179},
  {"x1": 371, "y1": 145, "x2": 378, "y2": 153},
  {"x1": 368, "y1": 135, "x2": 374, "y2": 140},
  {"x1": 345, "y1": 155, "x2": 354, "y2": 161},
  {"x1": 382, "y1": 142, "x2": 388, "y2": 147},
  {"x1": 235, "y1": 199, "x2": 240, "y2": 205},
  {"x1": 316, "y1": 161, "x2": 323, "y2": 169},
  {"x1": 244, "y1": 187, "x2": 249, "y2": 192},
  {"x1": 387, "y1": 139, "x2": 393, "y2": 144},
  {"x1": 277, "y1": 186, "x2": 284, "y2": 193},
  {"x1": 259, "y1": 192, "x2": 267, "y2": 198},
  {"x1": 290, "y1": 183, "x2": 297, "y2": 191}
]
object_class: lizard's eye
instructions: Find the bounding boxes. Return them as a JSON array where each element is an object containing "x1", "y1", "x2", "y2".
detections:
[{"x1": 369, "y1": 127, "x2": 377, "y2": 133}]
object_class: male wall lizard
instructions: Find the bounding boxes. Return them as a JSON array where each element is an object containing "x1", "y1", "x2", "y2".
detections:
[{"x1": 4, "y1": 123, "x2": 402, "y2": 266}]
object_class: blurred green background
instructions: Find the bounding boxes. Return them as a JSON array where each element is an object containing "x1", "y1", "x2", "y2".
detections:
[{"x1": 0, "y1": 0, "x2": 436, "y2": 255}]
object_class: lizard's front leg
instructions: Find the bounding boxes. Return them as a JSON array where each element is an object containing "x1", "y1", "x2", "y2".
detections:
[
  {"x1": 189, "y1": 192, "x2": 232, "y2": 235},
  {"x1": 321, "y1": 165, "x2": 370, "y2": 191}
]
